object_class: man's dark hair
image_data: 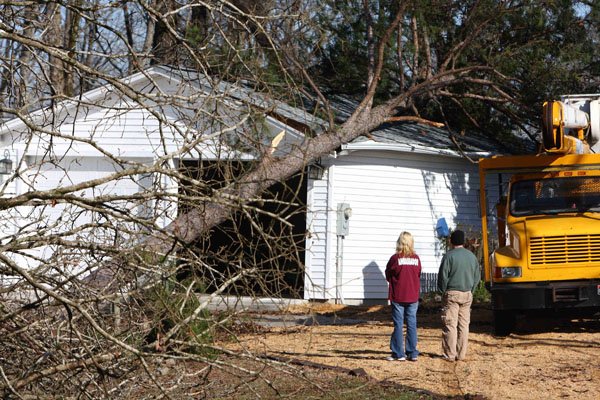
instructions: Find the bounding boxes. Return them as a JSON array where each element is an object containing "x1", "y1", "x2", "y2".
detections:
[{"x1": 450, "y1": 230, "x2": 465, "y2": 246}]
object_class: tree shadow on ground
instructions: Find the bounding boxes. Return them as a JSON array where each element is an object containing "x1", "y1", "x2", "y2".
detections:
[{"x1": 299, "y1": 301, "x2": 600, "y2": 336}]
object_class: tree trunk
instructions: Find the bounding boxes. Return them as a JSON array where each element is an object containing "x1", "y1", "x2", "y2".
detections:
[
  {"x1": 44, "y1": 1, "x2": 66, "y2": 97},
  {"x1": 152, "y1": 97, "x2": 400, "y2": 253},
  {"x1": 63, "y1": 2, "x2": 81, "y2": 97}
]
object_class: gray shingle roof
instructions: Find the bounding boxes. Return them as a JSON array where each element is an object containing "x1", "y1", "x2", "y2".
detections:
[{"x1": 329, "y1": 95, "x2": 536, "y2": 156}]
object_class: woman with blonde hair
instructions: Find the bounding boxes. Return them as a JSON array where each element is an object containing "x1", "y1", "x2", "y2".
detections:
[{"x1": 385, "y1": 231, "x2": 422, "y2": 361}]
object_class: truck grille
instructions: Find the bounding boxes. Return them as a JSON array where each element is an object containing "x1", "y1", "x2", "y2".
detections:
[{"x1": 530, "y1": 235, "x2": 600, "y2": 265}]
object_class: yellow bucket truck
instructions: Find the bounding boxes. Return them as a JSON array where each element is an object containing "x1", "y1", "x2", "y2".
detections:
[{"x1": 479, "y1": 95, "x2": 600, "y2": 335}]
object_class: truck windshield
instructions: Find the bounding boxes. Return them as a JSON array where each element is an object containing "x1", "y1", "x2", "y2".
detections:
[{"x1": 510, "y1": 176, "x2": 600, "y2": 216}]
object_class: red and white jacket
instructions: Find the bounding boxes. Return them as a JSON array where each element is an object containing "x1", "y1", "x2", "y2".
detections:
[{"x1": 385, "y1": 253, "x2": 422, "y2": 303}]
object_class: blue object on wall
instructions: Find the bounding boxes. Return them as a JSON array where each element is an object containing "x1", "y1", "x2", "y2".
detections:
[{"x1": 436, "y1": 217, "x2": 449, "y2": 237}]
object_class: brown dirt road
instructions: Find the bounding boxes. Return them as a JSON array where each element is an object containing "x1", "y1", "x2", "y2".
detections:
[{"x1": 234, "y1": 303, "x2": 600, "y2": 399}]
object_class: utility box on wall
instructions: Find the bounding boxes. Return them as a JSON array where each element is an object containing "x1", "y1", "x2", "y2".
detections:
[{"x1": 336, "y1": 203, "x2": 352, "y2": 236}]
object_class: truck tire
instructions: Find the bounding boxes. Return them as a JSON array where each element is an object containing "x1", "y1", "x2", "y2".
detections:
[{"x1": 493, "y1": 310, "x2": 515, "y2": 336}]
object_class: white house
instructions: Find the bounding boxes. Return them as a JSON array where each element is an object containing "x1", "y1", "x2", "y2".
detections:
[
  {"x1": 0, "y1": 66, "x2": 314, "y2": 275},
  {"x1": 0, "y1": 66, "x2": 517, "y2": 302},
  {"x1": 302, "y1": 97, "x2": 518, "y2": 303}
]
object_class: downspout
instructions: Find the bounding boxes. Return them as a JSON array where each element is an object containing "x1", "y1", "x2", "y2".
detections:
[
  {"x1": 336, "y1": 234, "x2": 344, "y2": 304},
  {"x1": 324, "y1": 163, "x2": 334, "y2": 300}
]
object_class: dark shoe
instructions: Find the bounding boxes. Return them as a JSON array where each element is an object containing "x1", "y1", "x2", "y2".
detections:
[{"x1": 407, "y1": 356, "x2": 418, "y2": 362}]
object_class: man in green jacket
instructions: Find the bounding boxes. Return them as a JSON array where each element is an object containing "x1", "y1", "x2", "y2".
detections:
[{"x1": 437, "y1": 229, "x2": 481, "y2": 361}]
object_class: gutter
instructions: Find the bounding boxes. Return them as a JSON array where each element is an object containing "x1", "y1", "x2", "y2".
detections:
[{"x1": 340, "y1": 141, "x2": 494, "y2": 159}]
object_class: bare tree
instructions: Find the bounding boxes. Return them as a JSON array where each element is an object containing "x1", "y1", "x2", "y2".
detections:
[{"x1": 0, "y1": 0, "x2": 588, "y2": 397}]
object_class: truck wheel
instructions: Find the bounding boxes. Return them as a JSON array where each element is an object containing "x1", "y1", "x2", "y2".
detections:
[{"x1": 493, "y1": 310, "x2": 515, "y2": 336}]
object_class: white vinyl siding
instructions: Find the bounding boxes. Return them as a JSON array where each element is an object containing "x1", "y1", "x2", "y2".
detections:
[
  {"x1": 307, "y1": 150, "x2": 496, "y2": 301},
  {"x1": 2, "y1": 156, "x2": 162, "y2": 269},
  {"x1": 304, "y1": 169, "x2": 330, "y2": 299}
]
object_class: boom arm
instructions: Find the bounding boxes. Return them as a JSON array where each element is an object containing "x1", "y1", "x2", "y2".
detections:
[{"x1": 542, "y1": 95, "x2": 600, "y2": 154}]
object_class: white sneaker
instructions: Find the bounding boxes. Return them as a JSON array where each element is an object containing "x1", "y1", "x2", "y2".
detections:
[{"x1": 386, "y1": 356, "x2": 406, "y2": 361}]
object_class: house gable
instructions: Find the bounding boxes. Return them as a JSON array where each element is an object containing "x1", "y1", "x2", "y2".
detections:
[{"x1": 0, "y1": 67, "x2": 316, "y2": 162}]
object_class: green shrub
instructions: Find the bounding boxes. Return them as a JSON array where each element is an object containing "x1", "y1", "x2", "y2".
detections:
[
  {"x1": 144, "y1": 277, "x2": 215, "y2": 355},
  {"x1": 473, "y1": 280, "x2": 491, "y2": 303}
]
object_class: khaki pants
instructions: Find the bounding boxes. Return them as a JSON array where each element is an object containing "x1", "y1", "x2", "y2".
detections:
[{"x1": 441, "y1": 290, "x2": 473, "y2": 360}]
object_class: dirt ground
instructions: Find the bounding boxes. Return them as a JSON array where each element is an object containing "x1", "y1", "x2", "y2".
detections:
[{"x1": 232, "y1": 302, "x2": 600, "y2": 399}]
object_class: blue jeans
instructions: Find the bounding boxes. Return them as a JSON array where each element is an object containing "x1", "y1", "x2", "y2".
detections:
[{"x1": 390, "y1": 301, "x2": 419, "y2": 359}]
